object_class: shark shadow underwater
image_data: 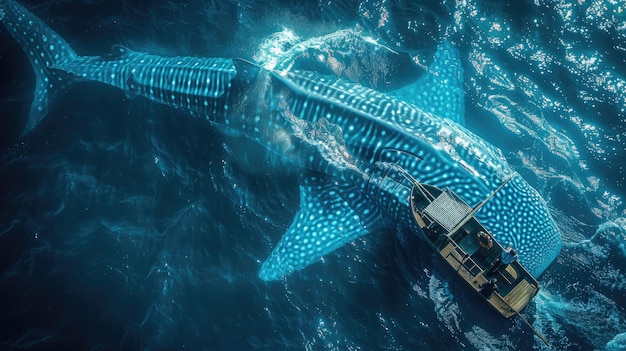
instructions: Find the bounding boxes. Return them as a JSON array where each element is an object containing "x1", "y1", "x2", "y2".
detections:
[{"x1": 0, "y1": 0, "x2": 561, "y2": 281}]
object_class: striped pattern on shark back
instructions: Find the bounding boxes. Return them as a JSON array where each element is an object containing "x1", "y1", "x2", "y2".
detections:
[
  {"x1": 273, "y1": 70, "x2": 497, "y2": 196},
  {"x1": 275, "y1": 69, "x2": 479, "y2": 163},
  {"x1": 274, "y1": 71, "x2": 427, "y2": 160},
  {"x1": 279, "y1": 70, "x2": 418, "y2": 126},
  {"x1": 277, "y1": 69, "x2": 514, "y2": 191}
]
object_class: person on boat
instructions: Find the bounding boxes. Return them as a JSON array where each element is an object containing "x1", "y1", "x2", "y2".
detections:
[
  {"x1": 477, "y1": 231, "x2": 493, "y2": 249},
  {"x1": 479, "y1": 278, "x2": 499, "y2": 298},
  {"x1": 486, "y1": 244, "x2": 518, "y2": 276}
]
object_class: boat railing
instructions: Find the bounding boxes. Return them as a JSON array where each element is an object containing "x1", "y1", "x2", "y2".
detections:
[
  {"x1": 440, "y1": 235, "x2": 483, "y2": 277},
  {"x1": 409, "y1": 186, "x2": 441, "y2": 231}
]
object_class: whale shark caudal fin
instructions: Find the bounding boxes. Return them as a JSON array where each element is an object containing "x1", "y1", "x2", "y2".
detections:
[
  {"x1": 259, "y1": 173, "x2": 382, "y2": 281},
  {"x1": 389, "y1": 41, "x2": 465, "y2": 125},
  {"x1": 0, "y1": 0, "x2": 77, "y2": 135}
]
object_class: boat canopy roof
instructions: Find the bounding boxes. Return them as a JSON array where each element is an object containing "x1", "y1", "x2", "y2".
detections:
[{"x1": 423, "y1": 189, "x2": 472, "y2": 232}]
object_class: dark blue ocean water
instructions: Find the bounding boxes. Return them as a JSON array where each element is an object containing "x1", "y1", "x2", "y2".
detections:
[{"x1": 1, "y1": 0, "x2": 625, "y2": 350}]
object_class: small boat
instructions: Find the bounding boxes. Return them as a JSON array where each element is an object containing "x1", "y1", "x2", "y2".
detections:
[
  {"x1": 407, "y1": 175, "x2": 540, "y2": 318},
  {"x1": 367, "y1": 159, "x2": 549, "y2": 345}
]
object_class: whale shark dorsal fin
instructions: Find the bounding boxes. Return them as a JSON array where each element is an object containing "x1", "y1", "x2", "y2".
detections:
[
  {"x1": 233, "y1": 58, "x2": 261, "y2": 86},
  {"x1": 389, "y1": 41, "x2": 465, "y2": 125},
  {"x1": 259, "y1": 173, "x2": 381, "y2": 281},
  {"x1": 101, "y1": 44, "x2": 134, "y2": 60}
]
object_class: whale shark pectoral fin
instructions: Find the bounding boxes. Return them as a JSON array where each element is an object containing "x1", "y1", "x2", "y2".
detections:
[
  {"x1": 389, "y1": 41, "x2": 465, "y2": 125},
  {"x1": 259, "y1": 173, "x2": 380, "y2": 281}
]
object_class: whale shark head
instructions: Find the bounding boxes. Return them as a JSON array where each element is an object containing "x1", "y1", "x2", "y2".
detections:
[
  {"x1": 476, "y1": 174, "x2": 562, "y2": 276},
  {"x1": 371, "y1": 41, "x2": 562, "y2": 277},
  {"x1": 411, "y1": 121, "x2": 562, "y2": 277}
]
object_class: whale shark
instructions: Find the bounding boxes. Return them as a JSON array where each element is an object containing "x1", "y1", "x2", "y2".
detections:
[{"x1": 0, "y1": 0, "x2": 562, "y2": 280}]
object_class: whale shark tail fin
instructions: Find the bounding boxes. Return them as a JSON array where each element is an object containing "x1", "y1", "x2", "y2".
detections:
[{"x1": 1, "y1": 0, "x2": 77, "y2": 135}]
